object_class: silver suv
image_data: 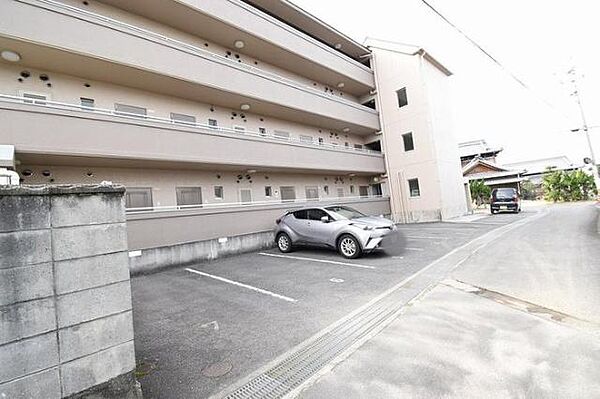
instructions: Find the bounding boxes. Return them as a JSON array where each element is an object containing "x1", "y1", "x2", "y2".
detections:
[{"x1": 274, "y1": 205, "x2": 396, "y2": 259}]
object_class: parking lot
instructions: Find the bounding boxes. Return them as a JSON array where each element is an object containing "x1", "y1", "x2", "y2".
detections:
[{"x1": 131, "y1": 211, "x2": 532, "y2": 399}]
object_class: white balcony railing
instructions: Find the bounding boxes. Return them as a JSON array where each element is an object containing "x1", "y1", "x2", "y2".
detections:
[
  {"x1": 24, "y1": 0, "x2": 377, "y2": 114},
  {"x1": 126, "y1": 195, "x2": 389, "y2": 214},
  {"x1": 0, "y1": 94, "x2": 383, "y2": 156}
]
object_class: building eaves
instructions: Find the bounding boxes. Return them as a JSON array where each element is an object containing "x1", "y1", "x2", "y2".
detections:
[
  {"x1": 242, "y1": 0, "x2": 371, "y2": 63},
  {"x1": 363, "y1": 37, "x2": 453, "y2": 76},
  {"x1": 462, "y1": 157, "x2": 507, "y2": 175}
]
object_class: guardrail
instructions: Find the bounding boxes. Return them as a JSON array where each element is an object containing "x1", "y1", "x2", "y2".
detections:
[
  {"x1": 24, "y1": 0, "x2": 377, "y2": 113},
  {"x1": 126, "y1": 195, "x2": 388, "y2": 214},
  {"x1": 0, "y1": 94, "x2": 383, "y2": 156}
]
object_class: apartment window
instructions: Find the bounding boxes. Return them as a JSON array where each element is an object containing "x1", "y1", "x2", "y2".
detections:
[
  {"x1": 114, "y1": 103, "x2": 146, "y2": 118},
  {"x1": 171, "y1": 113, "x2": 196, "y2": 125},
  {"x1": 359, "y1": 186, "x2": 369, "y2": 197},
  {"x1": 125, "y1": 187, "x2": 152, "y2": 209},
  {"x1": 280, "y1": 186, "x2": 296, "y2": 202},
  {"x1": 300, "y1": 135, "x2": 313, "y2": 144},
  {"x1": 402, "y1": 132, "x2": 415, "y2": 151},
  {"x1": 274, "y1": 130, "x2": 290, "y2": 140},
  {"x1": 80, "y1": 97, "x2": 95, "y2": 109},
  {"x1": 349, "y1": 185, "x2": 355, "y2": 195},
  {"x1": 305, "y1": 186, "x2": 319, "y2": 201},
  {"x1": 22, "y1": 92, "x2": 47, "y2": 105},
  {"x1": 396, "y1": 87, "x2": 408, "y2": 108},
  {"x1": 233, "y1": 125, "x2": 245, "y2": 133},
  {"x1": 258, "y1": 127, "x2": 267, "y2": 137},
  {"x1": 214, "y1": 186, "x2": 224, "y2": 199},
  {"x1": 372, "y1": 184, "x2": 383, "y2": 196},
  {"x1": 239, "y1": 188, "x2": 252, "y2": 204},
  {"x1": 265, "y1": 186, "x2": 272, "y2": 197},
  {"x1": 323, "y1": 185, "x2": 329, "y2": 195},
  {"x1": 208, "y1": 119, "x2": 218, "y2": 128},
  {"x1": 354, "y1": 144, "x2": 364, "y2": 151},
  {"x1": 337, "y1": 187, "x2": 344, "y2": 198},
  {"x1": 176, "y1": 187, "x2": 202, "y2": 208},
  {"x1": 408, "y1": 178, "x2": 420, "y2": 197}
]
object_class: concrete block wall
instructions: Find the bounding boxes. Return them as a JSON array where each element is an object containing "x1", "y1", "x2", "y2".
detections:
[{"x1": 0, "y1": 185, "x2": 141, "y2": 398}]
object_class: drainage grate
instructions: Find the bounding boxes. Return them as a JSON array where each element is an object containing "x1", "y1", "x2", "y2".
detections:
[{"x1": 223, "y1": 287, "x2": 416, "y2": 399}]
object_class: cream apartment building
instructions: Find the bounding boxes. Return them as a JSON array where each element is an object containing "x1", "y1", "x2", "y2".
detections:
[
  {"x1": 366, "y1": 39, "x2": 468, "y2": 222},
  {"x1": 0, "y1": 0, "x2": 466, "y2": 271}
]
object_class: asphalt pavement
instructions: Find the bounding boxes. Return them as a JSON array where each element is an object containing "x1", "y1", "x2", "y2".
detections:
[
  {"x1": 296, "y1": 202, "x2": 600, "y2": 399},
  {"x1": 131, "y1": 208, "x2": 529, "y2": 398}
]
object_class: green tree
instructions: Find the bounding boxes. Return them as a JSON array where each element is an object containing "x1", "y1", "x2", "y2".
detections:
[
  {"x1": 542, "y1": 169, "x2": 597, "y2": 201},
  {"x1": 520, "y1": 180, "x2": 538, "y2": 200},
  {"x1": 469, "y1": 179, "x2": 491, "y2": 206}
]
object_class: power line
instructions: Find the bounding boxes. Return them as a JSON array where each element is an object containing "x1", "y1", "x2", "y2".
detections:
[{"x1": 418, "y1": 0, "x2": 570, "y2": 120}]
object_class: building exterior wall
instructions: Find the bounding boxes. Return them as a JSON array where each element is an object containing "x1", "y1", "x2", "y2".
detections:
[
  {"x1": 371, "y1": 44, "x2": 467, "y2": 222},
  {"x1": 18, "y1": 166, "x2": 377, "y2": 209},
  {"x1": 0, "y1": 0, "x2": 379, "y2": 133},
  {"x1": 1, "y1": 1, "x2": 466, "y2": 270},
  {"x1": 0, "y1": 65, "x2": 378, "y2": 158}
]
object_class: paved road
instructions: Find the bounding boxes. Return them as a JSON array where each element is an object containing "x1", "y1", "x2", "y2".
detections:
[
  {"x1": 298, "y1": 202, "x2": 600, "y2": 398},
  {"x1": 454, "y1": 202, "x2": 600, "y2": 323},
  {"x1": 131, "y1": 209, "x2": 529, "y2": 398}
]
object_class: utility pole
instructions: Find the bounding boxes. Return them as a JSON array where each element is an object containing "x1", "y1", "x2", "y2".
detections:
[{"x1": 568, "y1": 67, "x2": 600, "y2": 193}]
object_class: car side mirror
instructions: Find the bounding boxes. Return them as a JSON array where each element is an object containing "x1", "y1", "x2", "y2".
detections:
[{"x1": 320, "y1": 216, "x2": 330, "y2": 223}]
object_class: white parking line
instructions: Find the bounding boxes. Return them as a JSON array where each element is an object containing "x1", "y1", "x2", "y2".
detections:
[
  {"x1": 258, "y1": 252, "x2": 376, "y2": 270},
  {"x1": 406, "y1": 235, "x2": 450, "y2": 240},
  {"x1": 405, "y1": 247, "x2": 424, "y2": 251},
  {"x1": 185, "y1": 268, "x2": 297, "y2": 303}
]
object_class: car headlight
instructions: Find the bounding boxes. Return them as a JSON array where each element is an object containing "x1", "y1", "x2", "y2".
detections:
[{"x1": 363, "y1": 225, "x2": 374, "y2": 231}]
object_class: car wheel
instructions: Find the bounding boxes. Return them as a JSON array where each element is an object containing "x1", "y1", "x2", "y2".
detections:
[
  {"x1": 276, "y1": 233, "x2": 293, "y2": 253},
  {"x1": 337, "y1": 234, "x2": 362, "y2": 259},
  {"x1": 490, "y1": 210, "x2": 496, "y2": 215}
]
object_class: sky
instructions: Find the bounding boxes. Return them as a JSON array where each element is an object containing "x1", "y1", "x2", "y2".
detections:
[{"x1": 293, "y1": 0, "x2": 600, "y2": 165}]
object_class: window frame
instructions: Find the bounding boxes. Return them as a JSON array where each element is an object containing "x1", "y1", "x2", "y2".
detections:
[
  {"x1": 175, "y1": 186, "x2": 203, "y2": 208},
  {"x1": 408, "y1": 178, "x2": 421, "y2": 197},
  {"x1": 305, "y1": 186, "x2": 319, "y2": 201},
  {"x1": 280, "y1": 186, "x2": 296, "y2": 202},
  {"x1": 264, "y1": 186, "x2": 272, "y2": 198},
  {"x1": 239, "y1": 188, "x2": 252, "y2": 204},
  {"x1": 273, "y1": 130, "x2": 291, "y2": 140},
  {"x1": 80, "y1": 97, "x2": 95, "y2": 109},
  {"x1": 402, "y1": 132, "x2": 415, "y2": 152},
  {"x1": 359, "y1": 185, "x2": 370, "y2": 198},
  {"x1": 214, "y1": 185, "x2": 224, "y2": 200},
  {"x1": 20, "y1": 91, "x2": 49, "y2": 105},
  {"x1": 299, "y1": 135, "x2": 313, "y2": 144},
  {"x1": 396, "y1": 87, "x2": 408, "y2": 108},
  {"x1": 125, "y1": 187, "x2": 153, "y2": 209},
  {"x1": 170, "y1": 112, "x2": 196, "y2": 126},
  {"x1": 114, "y1": 103, "x2": 147, "y2": 118}
]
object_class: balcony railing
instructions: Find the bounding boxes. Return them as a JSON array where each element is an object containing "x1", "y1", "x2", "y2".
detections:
[
  {"x1": 24, "y1": 0, "x2": 376, "y2": 114},
  {"x1": 0, "y1": 94, "x2": 383, "y2": 156},
  {"x1": 126, "y1": 195, "x2": 389, "y2": 214}
]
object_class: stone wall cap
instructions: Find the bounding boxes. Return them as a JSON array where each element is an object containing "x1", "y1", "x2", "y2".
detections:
[{"x1": 0, "y1": 183, "x2": 126, "y2": 196}]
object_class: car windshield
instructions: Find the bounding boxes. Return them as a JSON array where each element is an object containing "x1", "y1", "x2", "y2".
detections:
[
  {"x1": 324, "y1": 206, "x2": 366, "y2": 220},
  {"x1": 494, "y1": 188, "x2": 516, "y2": 199}
]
